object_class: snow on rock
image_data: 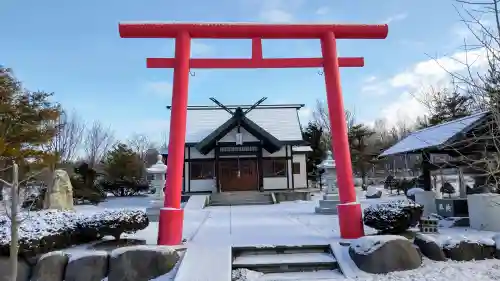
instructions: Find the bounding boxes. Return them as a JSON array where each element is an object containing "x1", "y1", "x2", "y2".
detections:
[
  {"x1": 231, "y1": 268, "x2": 264, "y2": 281},
  {"x1": 437, "y1": 234, "x2": 495, "y2": 249},
  {"x1": 414, "y1": 233, "x2": 437, "y2": 244},
  {"x1": 351, "y1": 235, "x2": 408, "y2": 255},
  {"x1": 407, "y1": 187, "x2": 425, "y2": 196},
  {"x1": 418, "y1": 231, "x2": 497, "y2": 249},
  {"x1": 366, "y1": 258, "x2": 500, "y2": 281},
  {"x1": 366, "y1": 186, "x2": 381, "y2": 196},
  {"x1": 38, "y1": 250, "x2": 67, "y2": 260},
  {"x1": 68, "y1": 250, "x2": 108, "y2": 262},
  {"x1": 111, "y1": 244, "x2": 177, "y2": 257}
]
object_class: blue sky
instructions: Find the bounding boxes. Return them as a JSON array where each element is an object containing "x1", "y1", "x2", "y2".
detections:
[{"x1": 1, "y1": 0, "x2": 477, "y2": 143}]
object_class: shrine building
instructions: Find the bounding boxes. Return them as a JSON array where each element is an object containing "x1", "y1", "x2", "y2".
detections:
[{"x1": 162, "y1": 98, "x2": 312, "y2": 193}]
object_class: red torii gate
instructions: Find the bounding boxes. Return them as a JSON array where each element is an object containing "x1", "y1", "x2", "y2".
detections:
[{"x1": 119, "y1": 22, "x2": 388, "y2": 245}]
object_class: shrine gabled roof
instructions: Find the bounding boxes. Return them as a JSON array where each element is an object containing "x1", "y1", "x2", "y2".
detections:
[
  {"x1": 195, "y1": 107, "x2": 283, "y2": 154},
  {"x1": 180, "y1": 104, "x2": 305, "y2": 144},
  {"x1": 379, "y1": 111, "x2": 490, "y2": 157}
]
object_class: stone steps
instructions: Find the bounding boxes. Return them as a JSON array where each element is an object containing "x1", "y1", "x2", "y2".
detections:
[
  {"x1": 255, "y1": 270, "x2": 345, "y2": 280},
  {"x1": 209, "y1": 192, "x2": 274, "y2": 206},
  {"x1": 232, "y1": 245, "x2": 340, "y2": 274}
]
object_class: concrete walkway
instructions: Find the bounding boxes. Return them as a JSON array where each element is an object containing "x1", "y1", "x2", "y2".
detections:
[{"x1": 175, "y1": 201, "x2": 335, "y2": 281}]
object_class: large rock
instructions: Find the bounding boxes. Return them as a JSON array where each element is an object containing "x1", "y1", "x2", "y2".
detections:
[
  {"x1": 65, "y1": 251, "x2": 109, "y2": 281},
  {"x1": 442, "y1": 241, "x2": 496, "y2": 261},
  {"x1": 0, "y1": 257, "x2": 31, "y2": 281},
  {"x1": 413, "y1": 234, "x2": 446, "y2": 261},
  {"x1": 44, "y1": 169, "x2": 74, "y2": 211},
  {"x1": 108, "y1": 245, "x2": 179, "y2": 281},
  {"x1": 349, "y1": 235, "x2": 422, "y2": 274},
  {"x1": 31, "y1": 251, "x2": 68, "y2": 281}
]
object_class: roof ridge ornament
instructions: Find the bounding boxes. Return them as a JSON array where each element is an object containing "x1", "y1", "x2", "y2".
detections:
[{"x1": 209, "y1": 97, "x2": 268, "y2": 117}]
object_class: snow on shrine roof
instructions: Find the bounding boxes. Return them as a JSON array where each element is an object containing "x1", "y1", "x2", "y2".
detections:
[
  {"x1": 379, "y1": 111, "x2": 489, "y2": 157},
  {"x1": 293, "y1": 146, "x2": 313, "y2": 152},
  {"x1": 180, "y1": 105, "x2": 305, "y2": 143}
]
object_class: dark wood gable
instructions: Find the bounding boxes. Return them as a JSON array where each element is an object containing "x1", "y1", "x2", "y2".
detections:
[{"x1": 195, "y1": 107, "x2": 282, "y2": 155}]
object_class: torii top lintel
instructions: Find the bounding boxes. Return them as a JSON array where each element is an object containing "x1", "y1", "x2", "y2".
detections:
[{"x1": 118, "y1": 22, "x2": 388, "y2": 39}]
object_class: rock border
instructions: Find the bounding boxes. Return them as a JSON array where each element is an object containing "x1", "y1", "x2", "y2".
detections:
[
  {"x1": 413, "y1": 233, "x2": 500, "y2": 261},
  {"x1": 0, "y1": 245, "x2": 181, "y2": 281}
]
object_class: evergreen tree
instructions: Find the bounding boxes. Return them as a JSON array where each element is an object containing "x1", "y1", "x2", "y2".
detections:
[
  {"x1": 302, "y1": 122, "x2": 326, "y2": 180},
  {"x1": 348, "y1": 124, "x2": 376, "y2": 186},
  {"x1": 103, "y1": 143, "x2": 144, "y2": 181},
  {"x1": 0, "y1": 66, "x2": 62, "y2": 180},
  {"x1": 418, "y1": 91, "x2": 473, "y2": 129}
]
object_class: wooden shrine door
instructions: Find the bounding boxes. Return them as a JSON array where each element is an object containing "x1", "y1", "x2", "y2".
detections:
[{"x1": 218, "y1": 159, "x2": 259, "y2": 192}]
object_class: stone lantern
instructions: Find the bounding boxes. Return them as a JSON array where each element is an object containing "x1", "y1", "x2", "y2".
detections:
[
  {"x1": 315, "y1": 151, "x2": 340, "y2": 214},
  {"x1": 147, "y1": 154, "x2": 167, "y2": 198}
]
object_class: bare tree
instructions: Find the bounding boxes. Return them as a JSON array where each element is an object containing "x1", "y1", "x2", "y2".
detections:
[
  {"x1": 43, "y1": 110, "x2": 85, "y2": 165},
  {"x1": 313, "y1": 100, "x2": 356, "y2": 134},
  {"x1": 127, "y1": 133, "x2": 154, "y2": 161},
  {"x1": 313, "y1": 99, "x2": 356, "y2": 150},
  {"x1": 160, "y1": 131, "x2": 169, "y2": 151},
  {"x1": 83, "y1": 121, "x2": 115, "y2": 168}
]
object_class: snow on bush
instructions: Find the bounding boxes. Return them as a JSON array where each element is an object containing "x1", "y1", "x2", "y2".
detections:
[
  {"x1": 0, "y1": 209, "x2": 148, "y2": 257},
  {"x1": 363, "y1": 199, "x2": 423, "y2": 234},
  {"x1": 351, "y1": 235, "x2": 408, "y2": 255}
]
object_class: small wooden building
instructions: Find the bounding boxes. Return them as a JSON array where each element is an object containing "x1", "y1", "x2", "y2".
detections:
[{"x1": 163, "y1": 100, "x2": 311, "y2": 193}]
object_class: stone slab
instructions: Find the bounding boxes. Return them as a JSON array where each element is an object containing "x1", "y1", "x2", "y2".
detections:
[
  {"x1": 174, "y1": 244, "x2": 232, "y2": 281},
  {"x1": 315, "y1": 206, "x2": 338, "y2": 215},
  {"x1": 184, "y1": 195, "x2": 210, "y2": 210},
  {"x1": 329, "y1": 242, "x2": 371, "y2": 279},
  {"x1": 323, "y1": 194, "x2": 340, "y2": 200},
  {"x1": 319, "y1": 200, "x2": 341, "y2": 209}
]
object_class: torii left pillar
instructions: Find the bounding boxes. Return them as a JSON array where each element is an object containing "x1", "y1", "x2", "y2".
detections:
[
  {"x1": 119, "y1": 22, "x2": 389, "y2": 245},
  {"x1": 156, "y1": 31, "x2": 190, "y2": 246}
]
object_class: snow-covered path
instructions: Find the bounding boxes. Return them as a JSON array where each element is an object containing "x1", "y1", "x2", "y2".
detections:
[
  {"x1": 76, "y1": 194, "x2": 500, "y2": 281},
  {"x1": 190, "y1": 202, "x2": 333, "y2": 246}
]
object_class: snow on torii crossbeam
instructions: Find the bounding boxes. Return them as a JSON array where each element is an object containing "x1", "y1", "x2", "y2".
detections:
[{"x1": 118, "y1": 21, "x2": 389, "y2": 245}]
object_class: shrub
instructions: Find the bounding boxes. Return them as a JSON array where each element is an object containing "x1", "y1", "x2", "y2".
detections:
[
  {"x1": 384, "y1": 175, "x2": 397, "y2": 190},
  {"x1": 71, "y1": 162, "x2": 107, "y2": 205},
  {"x1": 99, "y1": 179, "x2": 150, "y2": 197},
  {"x1": 363, "y1": 199, "x2": 423, "y2": 234},
  {"x1": 22, "y1": 187, "x2": 47, "y2": 211},
  {"x1": 0, "y1": 209, "x2": 149, "y2": 257},
  {"x1": 440, "y1": 182, "x2": 456, "y2": 197}
]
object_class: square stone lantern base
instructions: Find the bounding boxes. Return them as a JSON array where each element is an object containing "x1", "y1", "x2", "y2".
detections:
[
  {"x1": 146, "y1": 198, "x2": 164, "y2": 222},
  {"x1": 315, "y1": 193, "x2": 341, "y2": 214}
]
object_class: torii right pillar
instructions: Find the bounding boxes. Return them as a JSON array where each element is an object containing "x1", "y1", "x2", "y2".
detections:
[{"x1": 321, "y1": 31, "x2": 363, "y2": 239}]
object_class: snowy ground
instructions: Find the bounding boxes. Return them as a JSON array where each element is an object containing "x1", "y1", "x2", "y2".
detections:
[{"x1": 69, "y1": 190, "x2": 500, "y2": 281}]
